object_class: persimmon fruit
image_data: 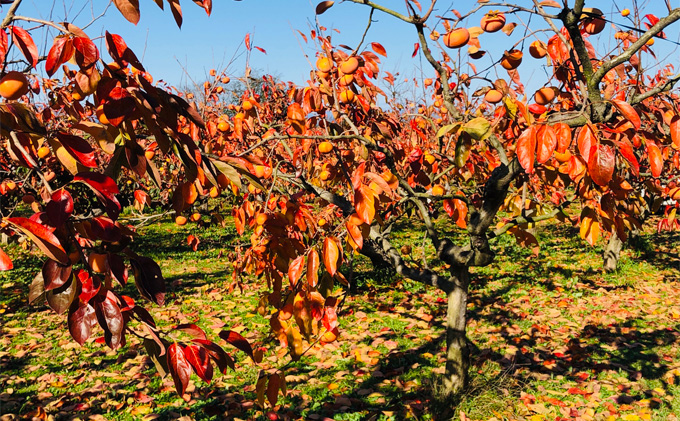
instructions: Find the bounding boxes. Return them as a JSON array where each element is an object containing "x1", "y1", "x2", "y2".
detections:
[
  {"x1": 0, "y1": 71, "x2": 29, "y2": 100},
  {"x1": 481, "y1": 12, "x2": 506, "y2": 33},
  {"x1": 443, "y1": 28, "x2": 470, "y2": 49}
]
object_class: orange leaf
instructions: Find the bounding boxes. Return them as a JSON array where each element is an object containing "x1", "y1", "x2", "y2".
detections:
[
  {"x1": 553, "y1": 123, "x2": 572, "y2": 153},
  {"x1": 288, "y1": 255, "x2": 304, "y2": 286},
  {"x1": 577, "y1": 124, "x2": 596, "y2": 163},
  {"x1": 516, "y1": 126, "x2": 536, "y2": 173},
  {"x1": 371, "y1": 42, "x2": 387, "y2": 57},
  {"x1": 647, "y1": 142, "x2": 663, "y2": 177},
  {"x1": 611, "y1": 99, "x2": 641, "y2": 130},
  {"x1": 322, "y1": 237, "x2": 340, "y2": 276},
  {"x1": 587, "y1": 143, "x2": 615, "y2": 186},
  {"x1": 670, "y1": 115, "x2": 680, "y2": 148},
  {"x1": 354, "y1": 185, "x2": 376, "y2": 225},
  {"x1": 307, "y1": 249, "x2": 319, "y2": 287},
  {"x1": 536, "y1": 124, "x2": 556, "y2": 164}
]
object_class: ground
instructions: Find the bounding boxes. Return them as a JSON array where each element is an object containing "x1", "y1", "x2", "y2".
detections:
[{"x1": 1, "y1": 214, "x2": 679, "y2": 420}]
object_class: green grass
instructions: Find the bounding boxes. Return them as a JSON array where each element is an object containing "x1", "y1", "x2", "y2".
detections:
[{"x1": 1, "y1": 214, "x2": 680, "y2": 420}]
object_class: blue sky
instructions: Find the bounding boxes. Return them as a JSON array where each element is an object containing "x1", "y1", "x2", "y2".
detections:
[{"x1": 7, "y1": 1, "x2": 680, "y2": 98}]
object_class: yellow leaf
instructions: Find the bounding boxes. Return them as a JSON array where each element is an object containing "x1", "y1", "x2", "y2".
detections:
[{"x1": 463, "y1": 117, "x2": 491, "y2": 140}]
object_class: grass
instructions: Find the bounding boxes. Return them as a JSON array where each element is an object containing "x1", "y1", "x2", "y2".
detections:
[{"x1": 1, "y1": 213, "x2": 679, "y2": 420}]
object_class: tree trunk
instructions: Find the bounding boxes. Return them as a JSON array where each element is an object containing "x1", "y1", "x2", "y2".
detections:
[
  {"x1": 443, "y1": 268, "x2": 470, "y2": 394},
  {"x1": 603, "y1": 233, "x2": 623, "y2": 273}
]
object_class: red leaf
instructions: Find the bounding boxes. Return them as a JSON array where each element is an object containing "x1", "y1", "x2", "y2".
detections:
[
  {"x1": 184, "y1": 344, "x2": 213, "y2": 384},
  {"x1": 74, "y1": 172, "x2": 121, "y2": 220},
  {"x1": 46, "y1": 36, "x2": 74, "y2": 77},
  {"x1": 6, "y1": 217, "x2": 68, "y2": 264},
  {"x1": 105, "y1": 32, "x2": 145, "y2": 71},
  {"x1": 55, "y1": 132, "x2": 97, "y2": 168},
  {"x1": 113, "y1": 0, "x2": 140, "y2": 25},
  {"x1": 94, "y1": 295, "x2": 124, "y2": 349},
  {"x1": 647, "y1": 142, "x2": 663, "y2": 177},
  {"x1": 611, "y1": 99, "x2": 641, "y2": 130},
  {"x1": 0, "y1": 30, "x2": 8, "y2": 66},
  {"x1": 587, "y1": 143, "x2": 615, "y2": 186},
  {"x1": 245, "y1": 33, "x2": 251, "y2": 51},
  {"x1": 267, "y1": 373, "x2": 280, "y2": 406},
  {"x1": 288, "y1": 255, "x2": 304, "y2": 286},
  {"x1": 176, "y1": 323, "x2": 207, "y2": 341},
  {"x1": 412, "y1": 42, "x2": 419, "y2": 58},
  {"x1": 192, "y1": 339, "x2": 235, "y2": 374},
  {"x1": 42, "y1": 259, "x2": 72, "y2": 291},
  {"x1": 516, "y1": 126, "x2": 536, "y2": 173},
  {"x1": 371, "y1": 42, "x2": 387, "y2": 57},
  {"x1": 73, "y1": 36, "x2": 99, "y2": 69},
  {"x1": 615, "y1": 138, "x2": 639, "y2": 176},
  {"x1": 536, "y1": 124, "x2": 557, "y2": 164},
  {"x1": 670, "y1": 115, "x2": 680, "y2": 148},
  {"x1": 307, "y1": 249, "x2": 319, "y2": 287},
  {"x1": 577, "y1": 124, "x2": 596, "y2": 163},
  {"x1": 45, "y1": 188, "x2": 74, "y2": 228},
  {"x1": 0, "y1": 247, "x2": 12, "y2": 270},
  {"x1": 219, "y1": 330, "x2": 254, "y2": 359},
  {"x1": 11, "y1": 26, "x2": 38, "y2": 68},
  {"x1": 322, "y1": 236, "x2": 340, "y2": 276},
  {"x1": 68, "y1": 302, "x2": 96, "y2": 345},
  {"x1": 167, "y1": 343, "x2": 192, "y2": 395}
]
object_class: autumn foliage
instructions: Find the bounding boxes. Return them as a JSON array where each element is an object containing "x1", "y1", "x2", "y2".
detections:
[{"x1": 1, "y1": 0, "x2": 680, "y2": 408}]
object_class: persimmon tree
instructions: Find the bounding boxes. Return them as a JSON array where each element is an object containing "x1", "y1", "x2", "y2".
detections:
[
  {"x1": 4, "y1": 0, "x2": 680, "y2": 405},
  {"x1": 213, "y1": 0, "x2": 680, "y2": 395}
]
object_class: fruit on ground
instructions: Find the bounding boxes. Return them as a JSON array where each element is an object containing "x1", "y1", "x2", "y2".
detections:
[
  {"x1": 484, "y1": 89, "x2": 503, "y2": 103},
  {"x1": 318, "y1": 141, "x2": 334, "y2": 153},
  {"x1": 0, "y1": 71, "x2": 29, "y2": 100},
  {"x1": 175, "y1": 215, "x2": 188, "y2": 226},
  {"x1": 190, "y1": 213, "x2": 201, "y2": 222},
  {"x1": 443, "y1": 28, "x2": 470, "y2": 48}
]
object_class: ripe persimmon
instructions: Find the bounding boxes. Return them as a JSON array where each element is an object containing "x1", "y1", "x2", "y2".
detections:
[
  {"x1": 529, "y1": 40, "x2": 547, "y2": 58},
  {"x1": 175, "y1": 215, "x2": 188, "y2": 226},
  {"x1": 500, "y1": 49, "x2": 523, "y2": 70},
  {"x1": 0, "y1": 71, "x2": 29, "y2": 101},
  {"x1": 481, "y1": 11, "x2": 506, "y2": 33},
  {"x1": 339, "y1": 56, "x2": 359, "y2": 74},
  {"x1": 318, "y1": 141, "x2": 334, "y2": 153},
  {"x1": 432, "y1": 185, "x2": 445, "y2": 196},
  {"x1": 316, "y1": 56, "x2": 333, "y2": 73},
  {"x1": 535, "y1": 87, "x2": 556, "y2": 105},
  {"x1": 443, "y1": 28, "x2": 470, "y2": 48},
  {"x1": 484, "y1": 89, "x2": 503, "y2": 103},
  {"x1": 339, "y1": 89, "x2": 355, "y2": 103}
]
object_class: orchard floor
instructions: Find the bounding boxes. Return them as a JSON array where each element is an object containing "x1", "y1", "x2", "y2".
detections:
[{"x1": 1, "y1": 216, "x2": 680, "y2": 420}]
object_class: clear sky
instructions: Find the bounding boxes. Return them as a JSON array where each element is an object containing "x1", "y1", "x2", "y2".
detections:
[{"x1": 7, "y1": 1, "x2": 680, "y2": 98}]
